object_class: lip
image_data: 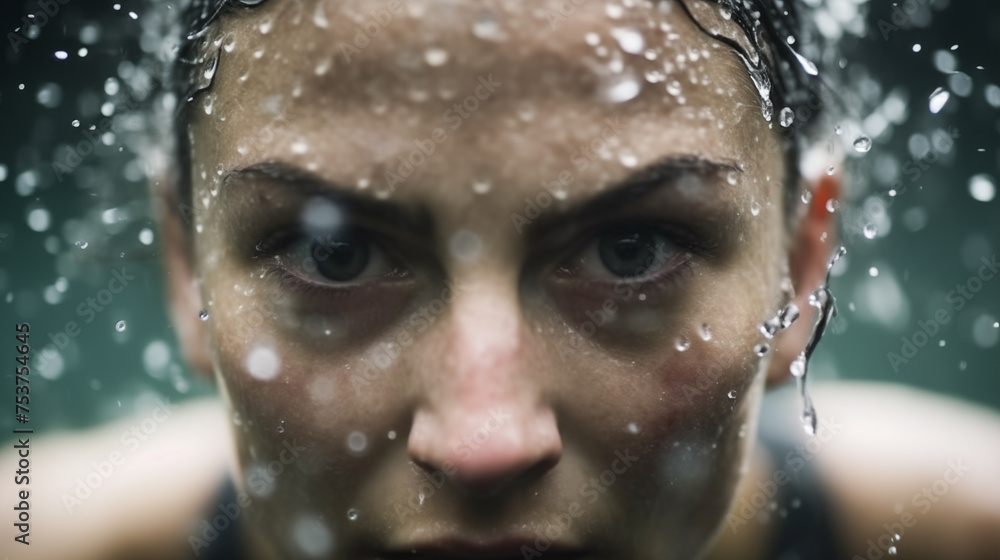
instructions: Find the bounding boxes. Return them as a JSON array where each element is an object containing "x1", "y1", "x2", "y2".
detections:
[{"x1": 379, "y1": 537, "x2": 588, "y2": 559}]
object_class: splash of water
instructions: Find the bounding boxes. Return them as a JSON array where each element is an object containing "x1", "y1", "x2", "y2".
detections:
[{"x1": 794, "y1": 246, "x2": 845, "y2": 436}]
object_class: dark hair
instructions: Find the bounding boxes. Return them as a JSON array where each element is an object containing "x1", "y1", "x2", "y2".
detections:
[{"x1": 173, "y1": 0, "x2": 828, "y2": 216}]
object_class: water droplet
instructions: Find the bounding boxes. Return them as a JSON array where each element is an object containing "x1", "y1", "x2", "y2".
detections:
[
  {"x1": 863, "y1": 223, "x2": 878, "y2": 239},
  {"x1": 790, "y1": 353, "x2": 806, "y2": 377},
  {"x1": 779, "y1": 107, "x2": 794, "y2": 127},
  {"x1": 139, "y1": 228, "x2": 154, "y2": 245},
  {"x1": 71, "y1": 119, "x2": 80, "y2": 127},
  {"x1": 347, "y1": 508, "x2": 359, "y2": 521},
  {"x1": 750, "y1": 200, "x2": 761, "y2": 216},
  {"x1": 627, "y1": 422, "x2": 639, "y2": 434},
  {"x1": 387, "y1": 430, "x2": 397, "y2": 440},
  {"x1": 472, "y1": 11, "x2": 508, "y2": 42},
  {"x1": 754, "y1": 343, "x2": 769, "y2": 356},
  {"x1": 825, "y1": 199, "x2": 839, "y2": 213},
  {"x1": 199, "y1": 310, "x2": 210, "y2": 321},
  {"x1": 277, "y1": 425, "x2": 284, "y2": 433},
  {"x1": 790, "y1": 46, "x2": 819, "y2": 76},
  {"x1": 698, "y1": 323, "x2": 712, "y2": 341},
  {"x1": 54, "y1": 50, "x2": 68, "y2": 60},
  {"x1": 968, "y1": 174, "x2": 996, "y2": 202},
  {"x1": 802, "y1": 405, "x2": 817, "y2": 436},
  {"x1": 603, "y1": 72, "x2": 641, "y2": 103},
  {"x1": 472, "y1": 179, "x2": 491, "y2": 194},
  {"x1": 666, "y1": 80, "x2": 682, "y2": 96},
  {"x1": 610, "y1": 27, "x2": 644, "y2": 54},
  {"x1": 834, "y1": 125, "x2": 842, "y2": 135},
  {"x1": 888, "y1": 546, "x2": 897, "y2": 556},
  {"x1": 801, "y1": 189, "x2": 813, "y2": 204},
  {"x1": 869, "y1": 266, "x2": 879, "y2": 277},
  {"x1": 605, "y1": 3, "x2": 624, "y2": 19},
  {"x1": 779, "y1": 303, "x2": 800, "y2": 329},
  {"x1": 246, "y1": 346, "x2": 280, "y2": 381},
  {"x1": 619, "y1": 148, "x2": 638, "y2": 167},
  {"x1": 853, "y1": 135, "x2": 872, "y2": 153},
  {"x1": 759, "y1": 317, "x2": 781, "y2": 339},
  {"x1": 115, "y1": 320, "x2": 127, "y2": 332},
  {"x1": 826, "y1": 165, "x2": 836, "y2": 176},
  {"x1": 347, "y1": 431, "x2": 368, "y2": 454},
  {"x1": 675, "y1": 336, "x2": 690, "y2": 351},
  {"x1": 726, "y1": 170, "x2": 738, "y2": 185},
  {"x1": 727, "y1": 390, "x2": 737, "y2": 399},
  {"x1": 424, "y1": 47, "x2": 449, "y2": 67},
  {"x1": 929, "y1": 87, "x2": 950, "y2": 114},
  {"x1": 76, "y1": 240, "x2": 89, "y2": 249}
]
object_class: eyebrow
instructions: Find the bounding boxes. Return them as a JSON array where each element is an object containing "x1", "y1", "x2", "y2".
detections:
[
  {"x1": 526, "y1": 155, "x2": 740, "y2": 238},
  {"x1": 221, "y1": 162, "x2": 434, "y2": 235}
]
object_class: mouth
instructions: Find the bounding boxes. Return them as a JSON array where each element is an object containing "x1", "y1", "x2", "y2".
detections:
[{"x1": 378, "y1": 537, "x2": 589, "y2": 559}]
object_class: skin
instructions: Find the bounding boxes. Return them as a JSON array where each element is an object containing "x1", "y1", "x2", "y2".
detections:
[
  {"x1": 170, "y1": 1, "x2": 833, "y2": 559},
  {"x1": 6, "y1": 3, "x2": 1000, "y2": 560}
]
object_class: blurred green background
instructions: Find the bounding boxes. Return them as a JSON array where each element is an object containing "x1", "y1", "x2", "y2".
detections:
[{"x1": 1, "y1": 0, "x2": 997, "y2": 437}]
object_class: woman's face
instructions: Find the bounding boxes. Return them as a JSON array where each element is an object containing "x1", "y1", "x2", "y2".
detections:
[{"x1": 182, "y1": 0, "x2": 796, "y2": 558}]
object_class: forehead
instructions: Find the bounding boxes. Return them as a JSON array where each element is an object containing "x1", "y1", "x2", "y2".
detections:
[{"x1": 190, "y1": 0, "x2": 775, "y2": 202}]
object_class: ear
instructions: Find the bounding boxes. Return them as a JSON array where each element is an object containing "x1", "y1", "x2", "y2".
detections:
[
  {"x1": 767, "y1": 173, "x2": 839, "y2": 387},
  {"x1": 154, "y1": 182, "x2": 214, "y2": 377}
]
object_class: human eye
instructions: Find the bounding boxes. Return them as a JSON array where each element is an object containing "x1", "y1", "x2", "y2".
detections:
[
  {"x1": 553, "y1": 223, "x2": 696, "y2": 289},
  {"x1": 256, "y1": 225, "x2": 411, "y2": 291}
]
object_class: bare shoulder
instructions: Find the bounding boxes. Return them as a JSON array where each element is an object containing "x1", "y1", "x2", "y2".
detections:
[
  {"x1": 1, "y1": 397, "x2": 231, "y2": 560},
  {"x1": 809, "y1": 381, "x2": 1000, "y2": 560}
]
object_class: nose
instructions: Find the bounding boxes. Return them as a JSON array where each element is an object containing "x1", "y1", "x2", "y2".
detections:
[{"x1": 407, "y1": 283, "x2": 562, "y2": 496}]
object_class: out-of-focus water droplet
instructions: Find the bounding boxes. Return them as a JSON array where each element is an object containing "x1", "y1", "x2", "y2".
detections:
[
  {"x1": 779, "y1": 107, "x2": 794, "y2": 127},
  {"x1": 347, "y1": 508, "x2": 358, "y2": 521},
  {"x1": 826, "y1": 165, "x2": 836, "y2": 176},
  {"x1": 666, "y1": 80, "x2": 682, "y2": 96},
  {"x1": 139, "y1": 228, "x2": 154, "y2": 245},
  {"x1": 611, "y1": 27, "x2": 644, "y2": 54},
  {"x1": 27, "y1": 208, "x2": 51, "y2": 232},
  {"x1": 825, "y1": 199, "x2": 839, "y2": 213},
  {"x1": 834, "y1": 125, "x2": 842, "y2": 135},
  {"x1": 115, "y1": 320, "x2": 127, "y2": 332},
  {"x1": 750, "y1": 200, "x2": 761, "y2": 216},
  {"x1": 605, "y1": 3, "x2": 624, "y2": 19},
  {"x1": 246, "y1": 346, "x2": 280, "y2": 380},
  {"x1": 387, "y1": 430, "x2": 397, "y2": 440},
  {"x1": 888, "y1": 546, "x2": 897, "y2": 556},
  {"x1": 754, "y1": 343, "x2": 769, "y2": 356},
  {"x1": 71, "y1": 119, "x2": 80, "y2": 127},
  {"x1": 472, "y1": 178, "x2": 491, "y2": 194},
  {"x1": 727, "y1": 390, "x2": 737, "y2": 399},
  {"x1": 854, "y1": 136, "x2": 872, "y2": 153},
  {"x1": 347, "y1": 431, "x2": 368, "y2": 454},
  {"x1": 619, "y1": 148, "x2": 638, "y2": 167},
  {"x1": 863, "y1": 223, "x2": 878, "y2": 239},
  {"x1": 199, "y1": 310, "x2": 210, "y2": 321},
  {"x1": 76, "y1": 240, "x2": 89, "y2": 249},
  {"x1": 603, "y1": 72, "x2": 641, "y2": 103},
  {"x1": 726, "y1": 170, "x2": 738, "y2": 185},
  {"x1": 627, "y1": 422, "x2": 639, "y2": 434},
  {"x1": 869, "y1": 266, "x2": 879, "y2": 277},
  {"x1": 959, "y1": 360, "x2": 968, "y2": 371},
  {"x1": 473, "y1": 11, "x2": 507, "y2": 42},
  {"x1": 424, "y1": 47, "x2": 449, "y2": 67},
  {"x1": 675, "y1": 336, "x2": 690, "y2": 352},
  {"x1": 938, "y1": 339, "x2": 946, "y2": 347},
  {"x1": 912, "y1": 43, "x2": 922, "y2": 52},
  {"x1": 968, "y1": 174, "x2": 995, "y2": 202},
  {"x1": 801, "y1": 189, "x2": 813, "y2": 204},
  {"x1": 277, "y1": 425, "x2": 284, "y2": 433},
  {"x1": 54, "y1": 50, "x2": 68, "y2": 60},
  {"x1": 929, "y1": 87, "x2": 950, "y2": 113}
]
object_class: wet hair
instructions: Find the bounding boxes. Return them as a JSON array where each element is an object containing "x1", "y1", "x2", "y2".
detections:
[{"x1": 172, "y1": 0, "x2": 828, "y2": 218}]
